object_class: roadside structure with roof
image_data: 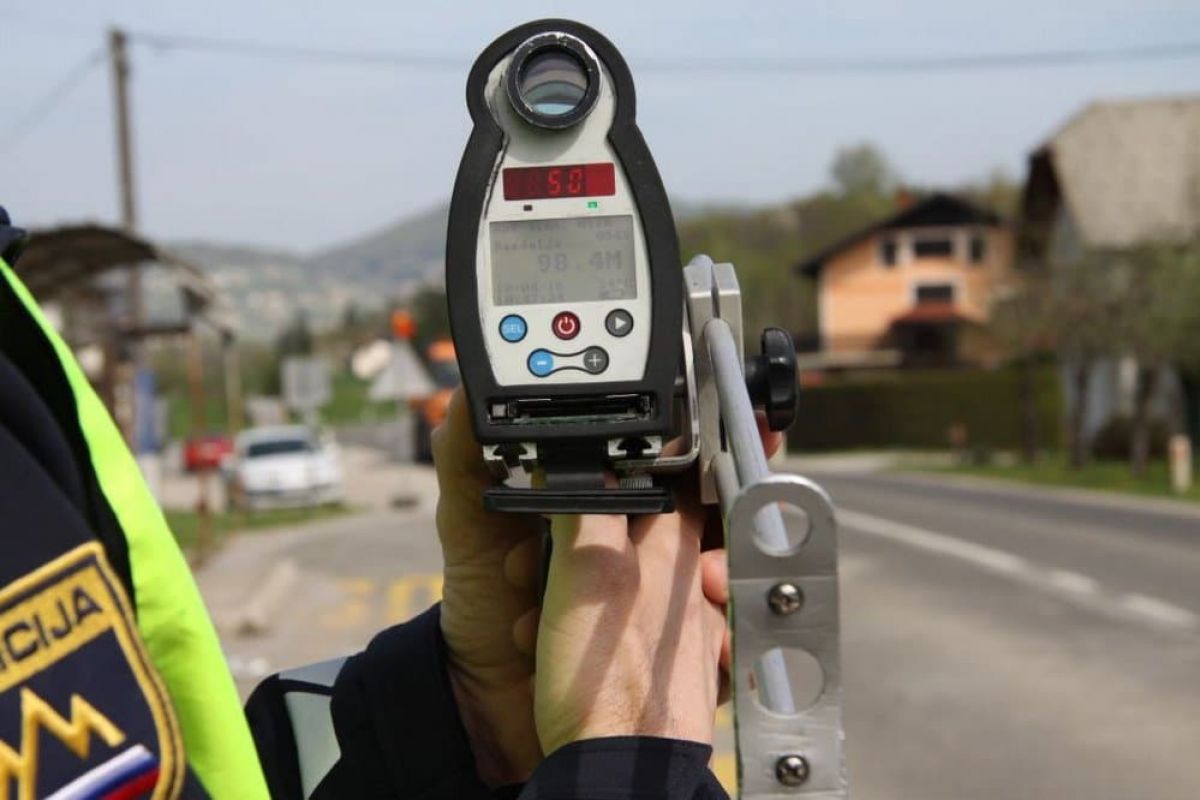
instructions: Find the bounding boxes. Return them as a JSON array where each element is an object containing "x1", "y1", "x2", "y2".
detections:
[
  {"x1": 1018, "y1": 95, "x2": 1200, "y2": 444},
  {"x1": 795, "y1": 193, "x2": 1013, "y2": 370},
  {"x1": 12, "y1": 223, "x2": 242, "y2": 449}
]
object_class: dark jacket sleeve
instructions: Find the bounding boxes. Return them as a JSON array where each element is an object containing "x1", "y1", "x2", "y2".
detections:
[
  {"x1": 312, "y1": 604, "x2": 727, "y2": 800},
  {"x1": 318, "y1": 605, "x2": 493, "y2": 798},
  {"x1": 519, "y1": 737, "x2": 729, "y2": 800}
]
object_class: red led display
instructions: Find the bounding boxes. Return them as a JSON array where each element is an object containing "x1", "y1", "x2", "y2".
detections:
[{"x1": 502, "y1": 163, "x2": 616, "y2": 201}]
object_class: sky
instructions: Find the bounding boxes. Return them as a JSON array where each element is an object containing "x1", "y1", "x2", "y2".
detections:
[{"x1": 2, "y1": 0, "x2": 1199, "y2": 252}]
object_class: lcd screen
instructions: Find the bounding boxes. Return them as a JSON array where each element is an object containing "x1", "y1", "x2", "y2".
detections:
[{"x1": 490, "y1": 215, "x2": 636, "y2": 306}]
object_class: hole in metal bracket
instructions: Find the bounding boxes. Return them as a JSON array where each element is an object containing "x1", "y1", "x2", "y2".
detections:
[
  {"x1": 748, "y1": 646, "x2": 824, "y2": 715},
  {"x1": 752, "y1": 501, "x2": 811, "y2": 557}
]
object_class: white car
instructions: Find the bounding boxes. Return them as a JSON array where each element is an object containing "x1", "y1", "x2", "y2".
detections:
[{"x1": 228, "y1": 426, "x2": 343, "y2": 510}]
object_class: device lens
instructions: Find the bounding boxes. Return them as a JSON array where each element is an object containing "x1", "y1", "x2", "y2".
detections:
[
  {"x1": 518, "y1": 48, "x2": 589, "y2": 117},
  {"x1": 505, "y1": 33, "x2": 600, "y2": 130}
]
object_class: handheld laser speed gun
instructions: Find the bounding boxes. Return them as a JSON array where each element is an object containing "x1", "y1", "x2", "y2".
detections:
[{"x1": 447, "y1": 20, "x2": 848, "y2": 798}]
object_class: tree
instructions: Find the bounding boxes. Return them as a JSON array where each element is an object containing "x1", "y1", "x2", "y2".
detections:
[
  {"x1": 989, "y1": 270, "x2": 1057, "y2": 462},
  {"x1": 830, "y1": 143, "x2": 897, "y2": 197},
  {"x1": 341, "y1": 300, "x2": 363, "y2": 331},
  {"x1": 1115, "y1": 243, "x2": 1200, "y2": 475},
  {"x1": 408, "y1": 285, "x2": 451, "y2": 353},
  {"x1": 958, "y1": 168, "x2": 1022, "y2": 218},
  {"x1": 275, "y1": 309, "x2": 314, "y2": 358},
  {"x1": 1042, "y1": 254, "x2": 1127, "y2": 468}
]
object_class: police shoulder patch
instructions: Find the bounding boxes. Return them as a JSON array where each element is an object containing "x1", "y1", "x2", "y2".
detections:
[{"x1": 0, "y1": 542, "x2": 185, "y2": 799}]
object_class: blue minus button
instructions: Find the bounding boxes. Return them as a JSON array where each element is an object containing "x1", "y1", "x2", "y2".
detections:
[
  {"x1": 527, "y1": 349, "x2": 555, "y2": 377},
  {"x1": 499, "y1": 314, "x2": 527, "y2": 343}
]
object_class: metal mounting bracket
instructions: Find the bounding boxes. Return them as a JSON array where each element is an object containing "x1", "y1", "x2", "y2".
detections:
[{"x1": 685, "y1": 255, "x2": 847, "y2": 799}]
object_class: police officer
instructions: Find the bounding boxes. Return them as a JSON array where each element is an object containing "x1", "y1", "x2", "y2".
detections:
[
  {"x1": 1, "y1": 203, "x2": 765, "y2": 798},
  {"x1": 0, "y1": 208, "x2": 269, "y2": 798}
]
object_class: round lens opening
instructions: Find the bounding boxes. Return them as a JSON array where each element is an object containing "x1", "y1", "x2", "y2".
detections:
[{"x1": 517, "y1": 48, "x2": 589, "y2": 117}]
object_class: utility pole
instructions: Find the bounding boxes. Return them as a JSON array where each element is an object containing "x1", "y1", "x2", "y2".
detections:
[
  {"x1": 109, "y1": 27, "x2": 141, "y2": 446},
  {"x1": 109, "y1": 28, "x2": 137, "y2": 233}
]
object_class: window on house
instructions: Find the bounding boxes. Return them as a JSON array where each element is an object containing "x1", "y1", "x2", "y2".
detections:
[
  {"x1": 969, "y1": 234, "x2": 987, "y2": 264},
  {"x1": 912, "y1": 236, "x2": 954, "y2": 259},
  {"x1": 916, "y1": 284, "x2": 955, "y2": 304},
  {"x1": 879, "y1": 236, "x2": 898, "y2": 268}
]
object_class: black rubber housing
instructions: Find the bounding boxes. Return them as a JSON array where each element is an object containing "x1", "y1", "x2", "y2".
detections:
[
  {"x1": 446, "y1": 19, "x2": 683, "y2": 447},
  {"x1": 484, "y1": 487, "x2": 675, "y2": 515}
]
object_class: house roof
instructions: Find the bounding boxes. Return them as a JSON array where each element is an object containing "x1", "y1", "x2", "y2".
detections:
[
  {"x1": 794, "y1": 193, "x2": 1003, "y2": 277},
  {"x1": 1030, "y1": 95, "x2": 1200, "y2": 249}
]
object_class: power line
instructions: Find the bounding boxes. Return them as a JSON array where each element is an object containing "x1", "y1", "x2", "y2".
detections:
[
  {"x1": 129, "y1": 30, "x2": 1200, "y2": 75},
  {"x1": 133, "y1": 31, "x2": 462, "y2": 69},
  {"x1": 1, "y1": 46, "x2": 105, "y2": 153},
  {"x1": 3, "y1": 22, "x2": 1199, "y2": 153},
  {"x1": 634, "y1": 41, "x2": 1200, "y2": 74}
]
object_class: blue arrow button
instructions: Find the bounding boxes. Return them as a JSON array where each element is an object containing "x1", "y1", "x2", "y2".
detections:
[{"x1": 527, "y1": 349, "x2": 555, "y2": 377}]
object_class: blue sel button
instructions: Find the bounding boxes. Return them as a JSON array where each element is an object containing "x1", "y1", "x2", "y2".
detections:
[
  {"x1": 499, "y1": 314, "x2": 528, "y2": 342},
  {"x1": 527, "y1": 349, "x2": 555, "y2": 377}
]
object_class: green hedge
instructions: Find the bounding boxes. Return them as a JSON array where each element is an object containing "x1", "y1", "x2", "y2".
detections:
[{"x1": 789, "y1": 367, "x2": 1061, "y2": 451}]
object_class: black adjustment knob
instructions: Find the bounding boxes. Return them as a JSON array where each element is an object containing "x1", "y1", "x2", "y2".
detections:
[
  {"x1": 0, "y1": 206, "x2": 27, "y2": 266},
  {"x1": 744, "y1": 327, "x2": 798, "y2": 431}
]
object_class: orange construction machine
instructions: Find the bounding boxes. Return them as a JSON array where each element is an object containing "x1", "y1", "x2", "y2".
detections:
[{"x1": 412, "y1": 338, "x2": 459, "y2": 462}]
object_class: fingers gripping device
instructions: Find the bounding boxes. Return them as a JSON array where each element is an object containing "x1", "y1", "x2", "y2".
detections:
[{"x1": 448, "y1": 20, "x2": 847, "y2": 797}]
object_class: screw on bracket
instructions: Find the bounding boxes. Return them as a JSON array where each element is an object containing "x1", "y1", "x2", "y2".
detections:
[
  {"x1": 767, "y1": 582, "x2": 803, "y2": 616},
  {"x1": 775, "y1": 754, "x2": 810, "y2": 787}
]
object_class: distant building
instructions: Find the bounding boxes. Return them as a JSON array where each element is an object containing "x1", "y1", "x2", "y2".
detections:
[
  {"x1": 1020, "y1": 96, "x2": 1200, "y2": 263},
  {"x1": 1019, "y1": 95, "x2": 1200, "y2": 442},
  {"x1": 795, "y1": 193, "x2": 1013, "y2": 369}
]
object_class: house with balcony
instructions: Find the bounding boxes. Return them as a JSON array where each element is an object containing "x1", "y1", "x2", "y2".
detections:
[{"x1": 795, "y1": 193, "x2": 1013, "y2": 370}]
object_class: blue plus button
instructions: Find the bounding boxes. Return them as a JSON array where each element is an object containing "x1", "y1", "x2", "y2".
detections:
[
  {"x1": 499, "y1": 314, "x2": 527, "y2": 343},
  {"x1": 527, "y1": 349, "x2": 555, "y2": 377}
]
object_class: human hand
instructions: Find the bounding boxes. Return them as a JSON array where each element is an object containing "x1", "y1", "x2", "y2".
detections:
[
  {"x1": 435, "y1": 387, "x2": 783, "y2": 773},
  {"x1": 532, "y1": 494, "x2": 727, "y2": 754},
  {"x1": 433, "y1": 390, "x2": 543, "y2": 786}
]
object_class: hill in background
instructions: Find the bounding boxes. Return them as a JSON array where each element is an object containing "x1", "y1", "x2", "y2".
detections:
[
  {"x1": 170, "y1": 145, "x2": 1017, "y2": 343},
  {"x1": 170, "y1": 198, "x2": 716, "y2": 340},
  {"x1": 170, "y1": 205, "x2": 448, "y2": 340}
]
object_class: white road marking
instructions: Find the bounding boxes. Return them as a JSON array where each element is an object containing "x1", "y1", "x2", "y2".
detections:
[
  {"x1": 837, "y1": 509, "x2": 1029, "y2": 576},
  {"x1": 1047, "y1": 569, "x2": 1099, "y2": 595},
  {"x1": 1120, "y1": 593, "x2": 1200, "y2": 629},
  {"x1": 227, "y1": 654, "x2": 272, "y2": 680},
  {"x1": 838, "y1": 508, "x2": 1199, "y2": 634}
]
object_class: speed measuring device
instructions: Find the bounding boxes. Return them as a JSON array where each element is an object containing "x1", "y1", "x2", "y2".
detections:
[
  {"x1": 447, "y1": 21, "x2": 848, "y2": 797},
  {"x1": 447, "y1": 19, "x2": 683, "y2": 514}
]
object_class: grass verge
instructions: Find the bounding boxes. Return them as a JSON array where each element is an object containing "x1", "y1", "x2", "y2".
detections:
[
  {"x1": 919, "y1": 456, "x2": 1200, "y2": 504},
  {"x1": 164, "y1": 503, "x2": 353, "y2": 551}
]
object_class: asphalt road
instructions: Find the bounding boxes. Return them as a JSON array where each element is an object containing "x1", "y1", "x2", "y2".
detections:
[
  {"x1": 816, "y1": 469, "x2": 1200, "y2": 800},
  {"x1": 197, "y1": 458, "x2": 1200, "y2": 799}
]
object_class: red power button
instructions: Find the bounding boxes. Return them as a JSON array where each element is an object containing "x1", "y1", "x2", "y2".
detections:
[{"x1": 552, "y1": 311, "x2": 581, "y2": 340}]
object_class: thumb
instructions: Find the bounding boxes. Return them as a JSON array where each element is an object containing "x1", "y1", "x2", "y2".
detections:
[{"x1": 432, "y1": 388, "x2": 491, "y2": 486}]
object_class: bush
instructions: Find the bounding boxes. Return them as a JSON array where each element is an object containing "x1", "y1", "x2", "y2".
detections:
[
  {"x1": 788, "y1": 367, "x2": 1061, "y2": 452},
  {"x1": 1090, "y1": 415, "x2": 1170, "y2": 461}
]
